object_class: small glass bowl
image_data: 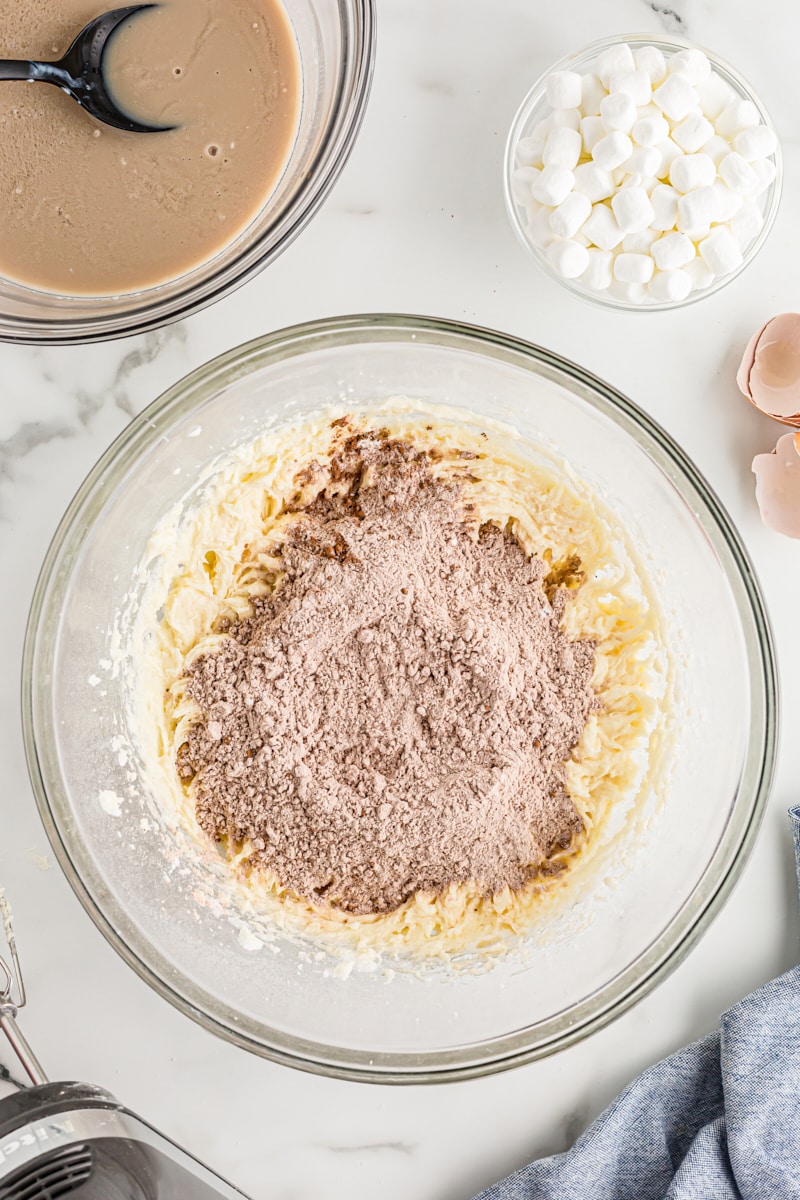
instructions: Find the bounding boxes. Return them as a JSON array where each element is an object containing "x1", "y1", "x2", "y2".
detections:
[{"x1": 504, "y1": 33, "x2": 782, "y2": 312}]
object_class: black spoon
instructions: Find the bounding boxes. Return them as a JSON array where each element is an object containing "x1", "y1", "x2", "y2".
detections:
[{"x1": 0, "y1": 5, "x2": 175, "y2": 133}]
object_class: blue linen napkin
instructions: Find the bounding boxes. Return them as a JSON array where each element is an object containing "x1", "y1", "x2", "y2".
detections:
[{"x1": 477, "y1": 806, "x2": 800, "y2": 1200}]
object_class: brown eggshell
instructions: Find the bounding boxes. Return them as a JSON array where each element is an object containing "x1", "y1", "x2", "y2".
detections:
[
  {"x1": 752, "y1": 431, "x2": 800, "y2": 538},
  {"x1": 737, "y1": 314, "x2": 800, "y2": 426}
]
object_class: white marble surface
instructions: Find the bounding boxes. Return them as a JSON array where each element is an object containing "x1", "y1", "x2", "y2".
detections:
[{"x1": 2, "y1": 1, "x2": 800, "y2": 1196}]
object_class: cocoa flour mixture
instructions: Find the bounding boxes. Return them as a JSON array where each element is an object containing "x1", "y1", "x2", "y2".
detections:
[{"x1": 177, "y1": 428, "x2": 596, "y2": 915}]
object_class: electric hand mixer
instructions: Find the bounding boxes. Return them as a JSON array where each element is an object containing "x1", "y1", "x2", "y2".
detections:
[{"x1": 0, "y1": 895, "x2": 251, "y2": 1199}]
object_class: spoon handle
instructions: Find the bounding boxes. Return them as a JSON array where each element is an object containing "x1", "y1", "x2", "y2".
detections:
[
  {"x1": 0, "y1": 60, "x2": 40, "y2": 82},
  {"x1": 0, "y1": 60, "x2": 74, "y2": 87}
]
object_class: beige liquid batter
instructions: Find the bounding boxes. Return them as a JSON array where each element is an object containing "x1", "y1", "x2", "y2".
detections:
[{"x1": 0, "y1": 1, "x2": 301, "y2": 295}]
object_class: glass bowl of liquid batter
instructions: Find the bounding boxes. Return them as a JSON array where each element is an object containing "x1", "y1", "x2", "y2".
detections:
[
  {"x1": 23, "y1": 314, "x2": 777, "y2": 1081},
  {"x1": 0, "y1": 1, "x2": 374, "y2": 344}
]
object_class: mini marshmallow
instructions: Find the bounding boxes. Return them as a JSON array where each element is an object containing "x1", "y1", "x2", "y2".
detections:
[
  {"x1": 711, "y1": 180, "x2": 743, "y2": 222},
  {"x1": 731, "y1": 201, "x2": 764, "y2": 248},
  {"x1": 677, "y1": 186, "x2": 717, "y2": 234},
  {"x1": 734, "y1": 125, "x2": 778, "y2": 162},
  {"x1": 582, "y1": 203, "x2": 625, "y2": 250},
  {"x1": 608, "y1": 69, "x2": 652, "y2": 107},
  {"x1": 546, "y1": 70, "x2": 583, "y2": 110},
  {"x1": 633, "y1": 45, "x2": 667, "y2": 84},
  {"x1": 750, "y1": 157, "x2": 777, "y2": 196},
  {"x1": 622, "y1": 228, "x2": 658, "y2": 253},
  {"x1": 531, "y1": 164, "x2": 575, "y2": 206},
  {"x1": 672, "y1": 113, "x2": 714, "y2": 153},
  {"x1": 614, "y1": 251, "x2": 655, "y2": 283},
  {"x1": 543, "y1": 126, "x2": 583, "y2": 169},
  {"x1": 649, "y1": 269, "x2": 692, "y2": 301},
  {"x1": 549, "y1": 190, "x2": 592, "y2": 237},
  {"x1": 596, "y1": 43, "x2": 635, "y2": 88},
  {"x1": 718, "y1": 152, "x2": 758, "y2": 195},
  {"x1": 694, "y1": 73, "x2": 735, "y2": 120},
  {"x1": 512, "y1": 166, "x2": 540, "y2": 203},
  {"x1": 515, "y1": 135, "x2": 545, "y2": 167},
  {"x1": 656, "y1": 138, "x2": 682, "y2": 180},
  {"x1": 611, "y1": 186, "x2": 655, "y2": 233},
  {"x1": 684, "y1": 256, "x2": 715, "y2": 292},
  {"x1": 572, "y1": 162, "x2": 615, "y2": 202},
  {"x1": 650, "y1": 183, "x2": 680, "y2": 231},
  {"x1": 668, "y1": 48, "x2": 712, "y2": 85},
  {"x1": 626, "y1": 144, "x2": 662, "y2": 176},
  {"x1": 699, "y1": 227, "x2": 744, "y2": 276},
  {"x1": 592, "y1": 131, "x2": 633, "y2": 170},
  {"x1": 715, "y1": 99, "x2": 760, "y2": 138},
  {"x1": 578, "y1": 73, "x2": 606, "y2": 117},
  {"x1": 609, "y1": 280, "x2": 648, "y2": 303},
  {"x1": 581, "y1": 247, "x2": 614, "y2": 290},
  {"x1": 652, "y1": 231, "x2": 696, "y2": 270},
  {"x1": 600, "y1": 91, "x2": 637, "y2": 133},
  {"x1": 632, "y1": 114, "x2": 670, "y2": 146},
  {"x1": 552, "y1": 107, "x2": 582, "y2": 130},
  {"x1": 526, "y1": 204, "x2": 557, "y2": 248},
  {"x1": 580, "y1": 115, "x2": 606, "y2": 153},
  {"x1": 670, "y1": 153, "x2": 715, "y2": 193},
  {"x1": 704, "y1": 134, "x2": 734, "y2": 165},
  {"x1": 639, "y1": 174, "x2": 660, "y2": 195},
  {"x1": 547, "y1": 238, "x2": 590, "y2": 278},
  {"x1": 652, "y1": 73, "x2": 698, "y2": 122},
  {"x1": 532, "y1": 117, "x2": 553, "y2": 138},
  {"x1": 612, "y1": 166, "x2": 633, "y2": 187}
]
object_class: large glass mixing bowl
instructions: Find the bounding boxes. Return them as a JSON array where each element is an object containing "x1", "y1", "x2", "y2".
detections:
[{"x1": 22, "y1": 315, "x2": 777, "y2": 1082}]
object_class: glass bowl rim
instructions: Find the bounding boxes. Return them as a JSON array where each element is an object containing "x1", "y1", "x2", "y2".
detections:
[
  {"x1": 0, "y1": 0, "x2": 376, "y2": 346},
  {"x1": 21, "y1": 312, "x2": 778, "y2": 1083},
  {"x1": 503, "y1": 31, "x2": 784, "y2": 314}
]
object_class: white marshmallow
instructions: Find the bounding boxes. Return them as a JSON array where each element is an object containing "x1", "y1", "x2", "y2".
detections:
[
  {"x1": 583, "y1": 203, "x2": 625, "y2": 250},
  {"x1": 574, "y1": 231, "x2": 591, "y2": 247},
  {"x1": 632, "y1": 114, "x2": 670, "y2": 146},
  {"x1": 718, "y1": 151, "x2": 758, "y2": 195},
  {"x1": 731, "y1": 201, "x2": 764, "y2": 248},
  {"x1": 515, "y1": 135, "x2": 545, "y2": 167},
  {"x1": 526, "y1": 204, "x2": 558, "y2": 248},
  {"x1": 547, "y1": 238, "x2": 590, "y2": 278},
  {"x1": 608, "y1": 69, "x2": 652, "y2": 106},
  {"x1": 639, "y1": 174, "x2": 661, "y2": 195},
  {"x1": 670, "y1": 153, "x2": 715, "y2": 193},
  {"x1": 667, "y1": 48, "x2": 712, "y2": 85},
  {"x1": 715, "y1": 99, "x2": 760, "y2": 138},
  {"x1": 649, "y1": 269, "x2": 692, "y2": 301},
  {"x1": 592, "y1": 131, "x2": 633, "y2": 170},
  {"x1": 633, "y1": 45, "x2": 667, "y2": 84},
  {"x1": 572, "y1": 162, "x2": 615, "y2": 202},
  {"x1": 581, "y1": 247, "x2": 614, "y2": 290},
  {"x1": 531, "y1": 164, "x2": 575, "y2": 206},
  {"x1": 597, "y1": 43, "x2": 636, "y2": 88},
  {"x1": 609, "y1": 280, "x2": 648, "y2": 303},
  {"x1": 677, "y1": 186, "x2": 717, "y2": 234},
  {"x1": 750, "y1": 157, "x2": 777, "y2": 197},
  {"x1": 734, "y1": 125, "x2": 778, "y2": 161},
  {"x1": 580, "y1": 115, "x2": 607, "y2": 153},
  {"x1": 710, "y1": 180, "x2": 743, "y2": 222},
  {"x1": 600, "y1": 91, "x2": 637, "y2": 133},
  {"x1": 650, "y1": 183, "x2": 680, "y2": 230},
  {"x1": 652, "y1": 231, "x2": 696, "y2": 270},
  {"x1": 552, "y1": 107, "x2": 582, "y2": 130},
  {"x1": 699, "y1": 227, "x2": 744, "y2": 275},
  {"x1": 612, "y1": 166, "x2": 632, "y2": 187},
  {"x1": 626, "y1": 145, "x2": 662, "y2": 176},
  {"x1": 579, "y1": 73, "x2": 606, "y2": 117},
  {"x1": 611, "y1": 186, "x2": 655, "y2": 233},
  {"x1": 652, "y1": 74, "x2": 698, "y2": 121},
  {"x1": 614, "y1": 251, "x2": 655, "y2": 283},
  {"x1": 684, "y1": 256, "x2": 715, "y2": 292},
  {"x1": 512, "y1": 166, "x2": 540, "y2": 203},
  {"x1": 623, "y1": 228, "x2": 658, "y2": 253},
  {"x1": 546, "y1": 70, "x2": 583, "y2": 110},
  {"x1": 549, "y1": 190, "x2": 592, "y2": 237},
  {"x1": 672, "y1": 113, "x2": 714, "y2": 153},
  {"x1": 543, "y1": 126, "x2": 583, "y2": 169},
  {"x1": 704, "y1": 134, "x2": 734, "y2": 165},
  {"x1": 656, "y1": 138, "x2": 682, "y2": 179},
  {"x1": 532, "y1": 117, "x2": 554, "y2": 138},
  {"x1": 694, "y1": 73, "x2": 735, "y2": 120}
]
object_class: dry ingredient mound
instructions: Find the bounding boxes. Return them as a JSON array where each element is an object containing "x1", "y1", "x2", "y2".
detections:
[{"x1": 177, "y1": 427, "x2": 597, "y2": 915}]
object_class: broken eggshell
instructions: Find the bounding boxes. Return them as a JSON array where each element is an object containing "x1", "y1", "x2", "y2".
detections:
[
  {"x1": 737, "y1": 313, "x2": 800, "y2": 425},
  {"x1": 752, "y1": 430, "x2": 800, "y2": 538}
]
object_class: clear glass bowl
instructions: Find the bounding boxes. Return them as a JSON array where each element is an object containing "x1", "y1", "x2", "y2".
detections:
[
  {"x1": 0, "y1": 1, "x2": 374, "y2": 346},
  {"x1": 22, "y1": 315, "x2": 777, "y2": 1082},
  {"x1": 504, "y1": 33, "x2": 782, "y2": 312}
]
